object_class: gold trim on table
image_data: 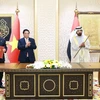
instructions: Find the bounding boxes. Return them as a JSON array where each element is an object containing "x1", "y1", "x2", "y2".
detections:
[
  {"x1": 13, "y1": 74, "x2": 36, "y2": 97},
  {"x1": 88, "y1": 74, "x2": 93, "y2": 97},
  {"x1": 69, "y1": 80, "x2": 79, "y2": 90},
  {"x1": 38, "y1": 74, "x2": 60, "y2": 97},
  {"x1": 63, "y1": 74, "x2": 85, "y2": 97},
  {"x1": 6, "y1": 74, "x2": 10, "y2": 97},
  {"x1": 20, "y1": 81, "x2": 30, "y2": 91}
]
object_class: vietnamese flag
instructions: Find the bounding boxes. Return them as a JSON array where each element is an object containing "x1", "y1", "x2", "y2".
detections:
[
  {"x1": 67, "y1": 13, "x2": 80, "y2": 62},
  {"x1": 7, "y1": 14, "x2": 20, "y2": 63}
]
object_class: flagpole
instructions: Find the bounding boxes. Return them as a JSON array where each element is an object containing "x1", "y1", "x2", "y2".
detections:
[
  {"x1": 74, "y1": 2, "x2": 78, "y2": 17},
  {"x1": 15, "y1": 2, "x2": 20, "y2": 15}
]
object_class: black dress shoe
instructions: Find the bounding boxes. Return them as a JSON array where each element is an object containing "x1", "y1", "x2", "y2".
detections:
[{"x1": 0, "y1": 85, "x2": 5, "y2": 88}]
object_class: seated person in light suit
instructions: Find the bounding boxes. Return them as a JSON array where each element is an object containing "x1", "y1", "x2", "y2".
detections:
[
  {"x1": 0, "y1": 29, "x2": 7, "y2": 88},
  {"x1": 18, "y1": 29, "x2": 37, "y2": 63}
]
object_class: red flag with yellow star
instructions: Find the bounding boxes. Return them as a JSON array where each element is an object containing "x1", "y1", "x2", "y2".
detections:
[{"x1": 7, "y1": 14, "x2": 20, "y2": 63}]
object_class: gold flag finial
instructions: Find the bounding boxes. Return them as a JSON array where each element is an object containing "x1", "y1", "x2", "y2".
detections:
[
  {"x1": 15, "y1": 2, "x2": 20, "y2": 15},
  {"x1": 74, "y1": 2, "x2": 78, "y2": 16}
]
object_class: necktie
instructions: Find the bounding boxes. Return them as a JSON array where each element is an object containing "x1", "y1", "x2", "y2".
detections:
[{"x1": 25, "y1": 38, "x2": 29, "y2": 57}]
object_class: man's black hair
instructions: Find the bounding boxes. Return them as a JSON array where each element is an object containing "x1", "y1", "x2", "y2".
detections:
[{"x1": 23, "y1": 29, "x2": 30, "y2": 34}]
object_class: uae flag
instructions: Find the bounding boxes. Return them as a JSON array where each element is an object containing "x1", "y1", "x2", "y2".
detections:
[
  {"x1": 67, "y1": 13, "x2": 80, "y2": 62},
  {"x1": 7, "y1": 13, "x2": 20, "y2": 63}
]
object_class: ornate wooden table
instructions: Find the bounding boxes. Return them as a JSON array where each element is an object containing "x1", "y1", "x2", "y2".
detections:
[{"x1": 0, "y1": 63, "x2": 100, "y2": 100}]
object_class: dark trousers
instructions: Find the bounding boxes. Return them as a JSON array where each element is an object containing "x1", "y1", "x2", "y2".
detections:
[
  {"x1": 20, "y1": 57, "x2": 34, "y2": 63},
  {"x1": 0, "y1": 59, "x2": 4, "y2": 86},
  {"x1": 25, "y1": 57, "x2": 30, "y2": 63}
]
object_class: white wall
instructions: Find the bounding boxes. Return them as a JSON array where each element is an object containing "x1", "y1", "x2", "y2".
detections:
[{"x1": 36, "y1": 0, "x2": 56, "y2": 61}]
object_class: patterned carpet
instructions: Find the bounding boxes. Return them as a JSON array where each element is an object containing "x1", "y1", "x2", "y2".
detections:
[
  {"x1": 93, "y1": 79, "x2": 100, "y2": 99},
  {"x1": 0, "y1": 79, "x2": 100, "y2": 100}
]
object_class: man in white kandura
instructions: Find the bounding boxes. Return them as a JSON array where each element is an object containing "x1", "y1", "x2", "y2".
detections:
[{"x1": 71, "y1": 26, "x2": 90, "y2": 62}]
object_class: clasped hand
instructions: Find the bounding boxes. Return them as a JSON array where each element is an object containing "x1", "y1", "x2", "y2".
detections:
[
  {"x1": 26, "y1": 42, "x2": 31, "y2": 47},
  {"x1": 79, "y1": 42, "x2": 85, "y2": 48}
]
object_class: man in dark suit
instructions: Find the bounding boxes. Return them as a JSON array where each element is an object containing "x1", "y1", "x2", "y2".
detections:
[
  {"x1": 18, "y1": 29, "x2": 37, "y2": 63},
  {"x1": 0, "y1": 29, "x2": 7, "y2": 88}
]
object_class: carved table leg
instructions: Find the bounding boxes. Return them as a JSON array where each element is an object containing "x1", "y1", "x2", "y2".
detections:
[
  {"x1": 98, "y1": 55, "x2": 100, "y2": 85},
  {"x1": 98, "y1": 72, "x2": 100, "y2": 85}
]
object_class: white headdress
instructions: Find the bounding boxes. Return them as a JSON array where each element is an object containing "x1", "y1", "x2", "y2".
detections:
[{"x1": 70, "y1": 26, "x2": 85, "y2": 42}]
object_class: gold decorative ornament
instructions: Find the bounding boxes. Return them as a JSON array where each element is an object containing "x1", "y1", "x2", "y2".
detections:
[
  {"x1": 20, "y1": 81, "x2": 30, "y2": 91},
  {"x1": 0, "y1": 19, "x2": 9, "y2": 38},
  {"x1": 69, "y1": 80, "x2": 79, "y2": 90},
  {"x1": 43, "y1": 79, "x2": 56, "y2": 92},
  {"x1": 6, "y1": 74, "x2": 10, "y2": 97}
]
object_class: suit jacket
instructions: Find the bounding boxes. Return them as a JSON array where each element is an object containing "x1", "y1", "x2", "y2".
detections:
[
  {"x1": 0, "y1": 37, "x2": 7, "y2": 62},
  {"x1": 18, "y1": 37, "x2": 37, "y2": 63}
]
